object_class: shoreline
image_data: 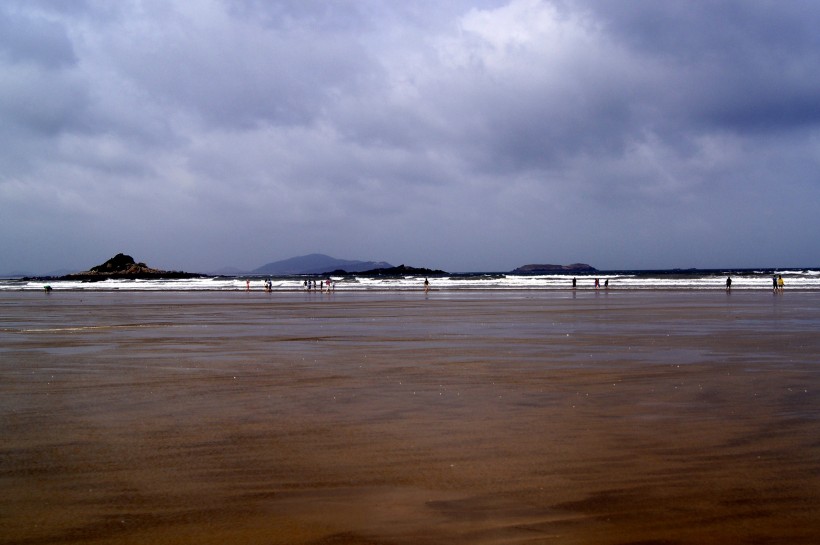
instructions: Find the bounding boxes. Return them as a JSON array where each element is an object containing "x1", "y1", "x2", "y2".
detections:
[
  {"x1": 3, "y1": 267, "x2": 818, "y2": 293},
  {"x1": 2, "y1": 285, "x2": 818, "y2": 293}
]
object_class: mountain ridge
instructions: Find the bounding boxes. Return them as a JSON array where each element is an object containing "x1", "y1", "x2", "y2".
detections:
[{"x1": 253, "y1": 253, "x2": 393, "y2": 275}]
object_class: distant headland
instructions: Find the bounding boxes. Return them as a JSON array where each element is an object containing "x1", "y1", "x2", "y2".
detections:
[
  {"x1": 329, "y1": 264, "x2": 448, "y2": 277},
  {"x1": 17, "y1": 252, "x2": 597, "y2": 280},
  {"x1": 57, "y1": 253, "x2": 201, "y2": 281},
  {"x1": 511, "y1": 263, "x2": 597, "y2": 274},
  {"x1": 247, "y1": 254, "x2": 446, "y2": 276},
  {"x1": 250, "y1": 254, "x2": 589, "y2": 276},
  {"x1": 252, "y1": 253, "x2": 394, "y2": 275}
]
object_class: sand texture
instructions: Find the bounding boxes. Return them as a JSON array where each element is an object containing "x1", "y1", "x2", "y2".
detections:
[{"x1": 1, "y1": 290, "x2": 819, "y2": 544}]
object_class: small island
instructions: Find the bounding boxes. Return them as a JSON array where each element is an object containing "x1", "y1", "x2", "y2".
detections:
[
  {"x1": 328, "y1": 264, "x2": 448, "y2": 277},
  {"x1": 62, "y1": 253, "x2": 202, "y2": 281},
  {"x1": 512, "y1": 263, "x2": 597, "y2": 274}
]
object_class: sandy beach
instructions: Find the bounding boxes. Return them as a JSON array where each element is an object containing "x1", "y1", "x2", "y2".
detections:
[{"x1": 1, "y1": 289, "x2": 819, "y2": 544}]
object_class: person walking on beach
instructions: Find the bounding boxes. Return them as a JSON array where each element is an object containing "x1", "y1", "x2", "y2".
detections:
[
  {"x1": 594, "y1": 278, "x2": 600, "y2": 289},
  {"x1": 777, "y1": 275, "x2": 785, "y2": 292},
  {"x1": 572, "y1": 277, "x2": 576, "y2": 289},
  {"x1": 424, "y1": 278, "x2": 429, "y2": 293},
  {"x1": 772, "y1": 275, "x2": 777, "y2": 293},
  {"x1": 725, "y1": 276, "x2": 732, "y2": 291},
  {"x1": 604, "y1": 279, "x2": 609, "y2": 289}
]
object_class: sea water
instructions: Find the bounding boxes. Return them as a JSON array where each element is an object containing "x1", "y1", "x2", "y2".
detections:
[{"x1": 2, "y1": 268, "x2": 818, "y2": 291}]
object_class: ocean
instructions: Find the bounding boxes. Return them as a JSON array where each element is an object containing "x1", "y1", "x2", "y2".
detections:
[{"x1": 2, "y1": 267, "x2": 819, "y2": 291}]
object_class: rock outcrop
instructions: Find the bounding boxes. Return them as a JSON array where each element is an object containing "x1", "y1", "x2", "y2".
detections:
[
  {"x1": 64, "y1": 253, "x2": 201, "y2": 281},
  {"x1": 512, "y1": 263, "x2": 597, "y2": 274},
  {"x1": 332, "y1": 264, "x2": 448, "y2": 277}
]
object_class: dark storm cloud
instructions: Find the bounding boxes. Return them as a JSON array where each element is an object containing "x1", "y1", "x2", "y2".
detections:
[
  {"x1": 1, "y1": 0, "x2": 819, "y2": 274},
  {"x1": 584, "y1": 0, "x2": 820, "y2": 132},
  {"x1": 105, "y1": 9, "x2": 374, "y2": 128}
]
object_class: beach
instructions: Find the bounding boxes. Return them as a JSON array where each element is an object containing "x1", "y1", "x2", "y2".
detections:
[{"x1": 1, "y1": 289, "x2": 819, "y2": 544}]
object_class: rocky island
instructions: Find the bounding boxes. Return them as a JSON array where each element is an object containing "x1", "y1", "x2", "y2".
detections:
[
  {"x1": 328, "y1": 264, "x2": 448, "y2": 277},
  {"x1": 512, "y1": 263, "x2": 597, "y2": 274},
  {"x1": 62, "y1": 253, "x2": 201, "y2": 281}
]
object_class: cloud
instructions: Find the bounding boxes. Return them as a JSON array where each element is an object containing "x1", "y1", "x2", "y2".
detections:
[
  {"x1": 1, "y1": 0, "x2": 819, "y2": 274},
  {"x1": 0, "y1": 3, "x2": 77, "y2": 68}
]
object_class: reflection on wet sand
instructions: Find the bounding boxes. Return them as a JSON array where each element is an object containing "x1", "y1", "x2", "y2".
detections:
[{"x1": 1, "y1": 291, "x2": 819, "y2": 544}]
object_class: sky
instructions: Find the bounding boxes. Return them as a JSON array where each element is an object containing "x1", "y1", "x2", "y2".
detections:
[{"x1": 2, "y1": 0, "x2": 819, "y2": 274}]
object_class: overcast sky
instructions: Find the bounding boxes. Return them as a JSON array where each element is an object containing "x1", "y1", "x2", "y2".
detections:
[{"x1": 2, "y1": 0, "x2": 819, "y2": 274}]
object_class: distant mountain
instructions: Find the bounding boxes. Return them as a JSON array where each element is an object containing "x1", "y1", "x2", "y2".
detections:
[
  {"x1": 512, "y1": 263, "x2": 597, "y2": 274},
  {"x1": 46, "y1": 268, "x2": 80, "y2": 277},
  {"x1": 2, "y1": 268, "x2": 80, "y2": 278},
  {"x1": 209, "y1": 266, "x2": 249, "y2": 276},
  {"x1": 253, "y1": 254, "x2": 393, "y2": 275},
  {"x1": 1, "y1": 270, "x2": 35, "y2": 279}
]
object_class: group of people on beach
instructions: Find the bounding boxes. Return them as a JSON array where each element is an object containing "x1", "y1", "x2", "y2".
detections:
[
  {"x1": 304, "y1": 279, "x2": 335, "y2": 291},
  {"x1": 572, "y1": 277, "x2": 609, "y2": 289},
  {"x1": 245, "y1": 278, "x2": 336, "y2": 292},
  {"x1": 243, "y1": 278, "x2": 276, "y2": 292},
  {"x1": 726, "y1": 275, "x2": 785, "y2": 292},
  {"x1": 239, "y1": 275, "x2": 790, "y2": 293},
  {"x1": 246, "y1": 279, "x2": 274, "y2": 291}
]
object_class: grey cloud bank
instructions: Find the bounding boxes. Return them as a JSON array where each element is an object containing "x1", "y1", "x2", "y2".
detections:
[{"x1": 1, "y1": 0, "x2": 819, "y2": 275}]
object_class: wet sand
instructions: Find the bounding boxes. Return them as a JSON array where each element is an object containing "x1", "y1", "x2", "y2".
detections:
[{"x1": 1, "y1": 290, "x2": 819, "y2": 544}]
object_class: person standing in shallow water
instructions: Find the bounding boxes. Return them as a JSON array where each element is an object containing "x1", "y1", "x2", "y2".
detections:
[
  {"x1": 777, "y1": 275, "x2": 785, "y2": 292},
  {"x1": 726, "y1": 276, "x2": 732, "y2": 291},
  {"x1": 424, "y1": 278, "x2": 429, "y2": 293}
]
